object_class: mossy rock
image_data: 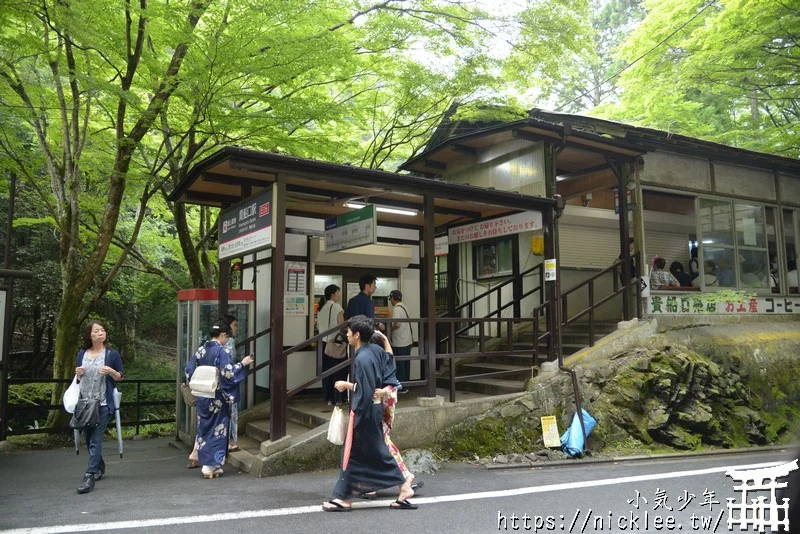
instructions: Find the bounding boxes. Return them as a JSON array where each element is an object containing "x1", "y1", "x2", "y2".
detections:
[
  {"x1": 435, "y1": 415, "x2": 541, "y2": 460},
  {"x1": 435, "y1": 339, "x2": 800, "y2": 461}
]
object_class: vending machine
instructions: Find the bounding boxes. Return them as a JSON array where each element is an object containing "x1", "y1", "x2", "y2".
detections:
[{"x1": 175, "y1": 289, "x2": 254, "y2": 445}]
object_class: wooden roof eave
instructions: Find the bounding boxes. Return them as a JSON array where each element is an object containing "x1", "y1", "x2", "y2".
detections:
[
  {"x1": 168, "y1": 147, "x2": 556, "y2": 217},
  {"x1": 401, "y1": 119, "x2": 644, "y2": 174}
]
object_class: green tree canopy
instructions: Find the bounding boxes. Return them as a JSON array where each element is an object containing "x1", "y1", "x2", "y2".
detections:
[{"x1": 594, "y1": 0, "x2": 800, "y2": 157}]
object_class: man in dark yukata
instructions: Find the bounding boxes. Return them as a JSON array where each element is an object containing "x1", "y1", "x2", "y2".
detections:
[{"x1": 322, "y1": 315, "x2": 417, "y2": 512}]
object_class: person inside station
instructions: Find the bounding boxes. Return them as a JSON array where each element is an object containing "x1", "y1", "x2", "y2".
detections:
[
  {"x1": 692, "y1": 260, "x2": 718, "y2": 288},
  {"x1": 649, "y1": 257, "x2": 680, "y2": 290},
  {"x1": 346, "y1": 273, "x2": 385, "y2": 331},
  {"x1": 346, "y1": 273, "x2": 377, "y2": 319},
  {"x1": 389, "y1": 290, "x2": 412, "y2": 384},
  {"x1": 669, "y1": 261, "x2": 693, "y2": 287}
]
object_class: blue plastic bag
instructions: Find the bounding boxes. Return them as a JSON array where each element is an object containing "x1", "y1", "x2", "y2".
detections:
[{"x1": 560, "y1": 408, "x2": 597, "y2": 457}]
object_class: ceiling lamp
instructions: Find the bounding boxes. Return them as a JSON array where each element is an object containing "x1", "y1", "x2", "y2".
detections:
[{"x1": 343, "y1": 202, "x2": 417, "y2": 217}]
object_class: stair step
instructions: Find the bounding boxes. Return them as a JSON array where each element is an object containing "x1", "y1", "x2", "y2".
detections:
[
  {"x1": 237, "y1": 435, "x2": 262, "y2": 455},
  {"x1": 226, "y1": 435, "x2": 261, "y2": 474},
  {"x1": 436, "y1": 377, "x2": 525, "y2": 395},
  {"x1": 493, "y1": 353, "x2": 544, "y2": 366},
  {"x1": 458, "y1": 362, "x2": 534, "y2": 380},
  {"x1": 513, "y1": 342, "x2": 587, "y2": 352},
  {"x1": 245, "y1": 419, "x2": 315, "y2": 443}
]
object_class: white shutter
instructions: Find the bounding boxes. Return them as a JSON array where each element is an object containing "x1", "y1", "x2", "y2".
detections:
[
  {"x1": 559, "y1": 225, "x2": 690, "y2": 272},
  {"x1": 643, "y1": 231, "x2": 691, "y2": 272},
  {"x1": 560, "y1": 225, "x2": 621, "y2": 268}
]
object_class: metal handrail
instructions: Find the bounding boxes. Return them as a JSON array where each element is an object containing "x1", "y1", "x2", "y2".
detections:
[
  {"x1": 437, "y1": 264, "x2": 544, "y2": 344},
  {"x1": 558, "y1": 252, "x2": 642, "y2": 347},
  {"x1": 447, "y1": 264, "x2": 543, "y2": 317}
]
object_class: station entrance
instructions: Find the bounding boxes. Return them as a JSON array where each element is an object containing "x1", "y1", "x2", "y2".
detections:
[{"x1": 169, "y1": 147, "x2": 590, "y2": 442}]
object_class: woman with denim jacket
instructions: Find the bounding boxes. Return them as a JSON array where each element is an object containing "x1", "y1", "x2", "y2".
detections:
[{"x1": 74, "y1": 320, "x2": 124, "y2": 494}]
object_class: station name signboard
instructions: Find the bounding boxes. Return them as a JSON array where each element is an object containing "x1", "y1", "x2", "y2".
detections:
[
  {"x1": 448, "y1": 211, "x2": 543, "y2": 245},
  {"x1": 646, "y1": 295, "x2": 800, "y2": 315},
  {"x1": 324, "y1": 204, "x2": 377, "y2": 252},
  {"x1": 218, "y1": 188, "x2": 275, "y2": 261}
]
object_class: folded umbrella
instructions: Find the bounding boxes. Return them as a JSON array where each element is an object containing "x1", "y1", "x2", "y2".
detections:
[
  {"x1": 73, "y1": 429, "x2": 80, "y2": 455},
  {"x1": 113, "y1": 388, "x2": 123, "y2": 458}
]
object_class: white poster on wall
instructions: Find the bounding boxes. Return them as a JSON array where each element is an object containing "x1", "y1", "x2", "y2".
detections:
[
  {"x1": 347, "y1": 282, "x2": 360, "y2": 302},
  {"x1": 544, "y1": 259, "x2": 557, "y2": 281},
  {"x1": 448, "y1": 211, "x2": 543, "y2": 245},
  {"x1": 435, "y1": 235, "x2": 449, "y2": 256},
  {"x1": 284, "y1": 262, "x2": 308, "y2": 316}
]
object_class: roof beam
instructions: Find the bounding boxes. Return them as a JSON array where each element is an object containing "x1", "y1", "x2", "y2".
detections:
[
  {"x1": 424, "y1": 159, "x2": 446, "y2": 170},
  {"x1": 450, "y1": 143, "x2": 477, "y2": 155},
  {"x1": 556, "y1": 163, "x2": 612, "y2": 182},
  {"x1": 184, "y1": 190, "x2": 242, "y2": 206}
]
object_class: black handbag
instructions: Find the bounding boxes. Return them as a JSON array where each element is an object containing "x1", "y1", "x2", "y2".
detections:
[{"x1": 69, "y1": 398, "x2": 101, "y2": 429}]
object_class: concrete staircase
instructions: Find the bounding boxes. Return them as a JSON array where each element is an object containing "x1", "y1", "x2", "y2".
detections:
[
  {"x1": 226, "y1": 403, "x2": 329, "y2": 476},
  {"x1": 437, "y1": 322, "x2": 618, "y2": 396}
]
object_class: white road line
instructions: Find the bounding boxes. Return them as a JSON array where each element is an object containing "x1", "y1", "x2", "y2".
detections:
[{"x1": 0, "y1": 460, "x2": 782, "y2": 534}]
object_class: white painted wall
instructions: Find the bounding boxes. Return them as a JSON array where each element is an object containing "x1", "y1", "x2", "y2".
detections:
[{"x1": 241, "y1": 217, "x2": 423, "y2": 392}]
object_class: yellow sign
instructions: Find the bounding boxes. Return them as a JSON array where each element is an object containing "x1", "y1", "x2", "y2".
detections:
[{"x1": 541, "y1": 415, "x2": 561, "y2": 448}]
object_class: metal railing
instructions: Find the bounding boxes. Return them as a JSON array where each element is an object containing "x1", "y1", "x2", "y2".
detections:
[
  {"x1": 231, "y1": 257, "x2": 643, "y2": 433},
  {"x1": 6, "y1": 377, "x2": 174, "y2": 436},
  {"x1": 559, "y1": 252, "x2": 642, "y2": 347},
  {"x1": 438, "y1": 264, "x2": 544, "y2": 342}
]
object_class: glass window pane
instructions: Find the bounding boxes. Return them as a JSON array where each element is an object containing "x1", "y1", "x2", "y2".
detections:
[
  {"x1": 476, "y1": 238, "x2": 513, "y2": 278},
  {"x1": 704, "y1": 247, "x2": 736, "y2": 287},
  {"x1": 739, "y1": 249, "x2": 770, "y2": 290},
  {"x1": 784, "y1": 209, "x2": 798, "y2": 295},
  {"x1": 699, "y1": 198, "x2": 733, "y2": 246},
  {"x1": 735, "y1": 203, "x2": 766, "y2": 248},
  {"x1": 477, "y1": 243, "x2": 498, "y2": 277},
  {"x1": 497, "y1": 239, "x2": 513, "y2": 274}
]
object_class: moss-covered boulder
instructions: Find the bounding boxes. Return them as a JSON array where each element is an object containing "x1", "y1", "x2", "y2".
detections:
[{"x1": 434, "y1": 340, "x2": 800, "y2": 461}]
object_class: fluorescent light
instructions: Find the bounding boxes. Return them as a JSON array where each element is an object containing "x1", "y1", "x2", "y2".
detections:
[
  {"x1": 702, "y1": 239, "x2": 714, "y2": 244},
  {"x1": 344, "y1": 202, "x2": 417, "y2": 217}
]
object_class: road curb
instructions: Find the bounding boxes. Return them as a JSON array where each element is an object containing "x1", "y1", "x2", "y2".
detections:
[{"x1": 484, "y1": 444, "x2": 797, "y2": 471}]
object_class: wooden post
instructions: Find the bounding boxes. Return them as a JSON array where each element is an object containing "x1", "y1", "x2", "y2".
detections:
[
  {"x1": 269, "y1": 177, "x2": 287, "y2": 440},
  {"x1": 423, "y1": 194, "x2": 437, "y2": 398}
]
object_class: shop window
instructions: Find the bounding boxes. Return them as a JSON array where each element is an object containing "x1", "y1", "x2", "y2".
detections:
[
  {"x1": 698, "y1": 198, "x2": 772, "y2": 292},
  {"x1": 475, "y1": 238, "x2": 513, "y2": 278},
  {"x1": 784, "y1": 209, "x2": 799, "y2": 294}
]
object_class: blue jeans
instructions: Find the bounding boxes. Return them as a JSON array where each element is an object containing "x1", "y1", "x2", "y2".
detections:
[
  {"x1": 84, "y1": 405, "x2": 111, "y2": 474},
  {"x1": 394, "y1": 345, "x2": 412, "y2": 382},
  {"x1": 322, "y1": 343, "x2": 348, "y2": 404}
]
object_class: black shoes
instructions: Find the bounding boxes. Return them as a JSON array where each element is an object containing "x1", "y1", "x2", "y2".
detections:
[
  {"x1": 93, "y1": 461, "x2": 105, "y2": 481},
  {"x1": 77, "y1": 473, "x2": 95, "y2": 494}
]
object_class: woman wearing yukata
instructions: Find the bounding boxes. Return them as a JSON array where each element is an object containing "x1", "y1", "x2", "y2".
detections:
[
  {"x1": 323, "y1": 315, "x2": 417, "y2": 512},
  {"x1": 185, "y1": 319, "x2": 253, "y2": 479},
  {"x1": 369, "y1": 330, "x2": 422, "y2": 492}
]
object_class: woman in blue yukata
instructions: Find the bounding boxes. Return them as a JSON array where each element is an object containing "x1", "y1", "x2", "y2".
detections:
[{"x1": 185, "y1": 319, "x2": 253, "y2": 479}]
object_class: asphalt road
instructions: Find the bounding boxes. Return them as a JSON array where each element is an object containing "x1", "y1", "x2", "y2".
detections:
[{"x1": 0, "y1": 437, "x2": 797, "y2": 533}]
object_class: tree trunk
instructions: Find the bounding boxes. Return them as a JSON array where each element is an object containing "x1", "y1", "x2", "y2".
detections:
[
  {"x1": 750, "y1": 89, "x2": 760, "y2": 126},
  {"x1": 173, "y1": 201, "x2": 208, "y2": 287},
  {"x1": 44, "y1": 298, "x2": 82, "y2": 428}
]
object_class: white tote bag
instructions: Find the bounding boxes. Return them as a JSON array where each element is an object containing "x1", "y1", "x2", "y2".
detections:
[
  {"x1": 327, "y1": 406, "x2": 346, "y2": 445},
  {"x1": 189, "y1": 365, "x2": 219, "y2": 398},
  {"x1": 62, "y1": 376, "x2": 80, "y2": 414}
]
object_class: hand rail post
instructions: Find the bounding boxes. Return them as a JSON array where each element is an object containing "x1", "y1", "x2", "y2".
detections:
[
  {"x1": 589, "y1": 280, "x2": 595, "y2": 346},
  {"x1": 449, "y1": 321, "x2": 456, "y2": 403},
  {"x1": 135, "y1": 381, "x2": 141, "y2": 436}
]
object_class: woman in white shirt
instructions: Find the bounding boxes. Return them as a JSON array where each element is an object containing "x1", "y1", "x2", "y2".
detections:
[{"x1": 318, "y1": 284, "x2": 346, "y2": 405}]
